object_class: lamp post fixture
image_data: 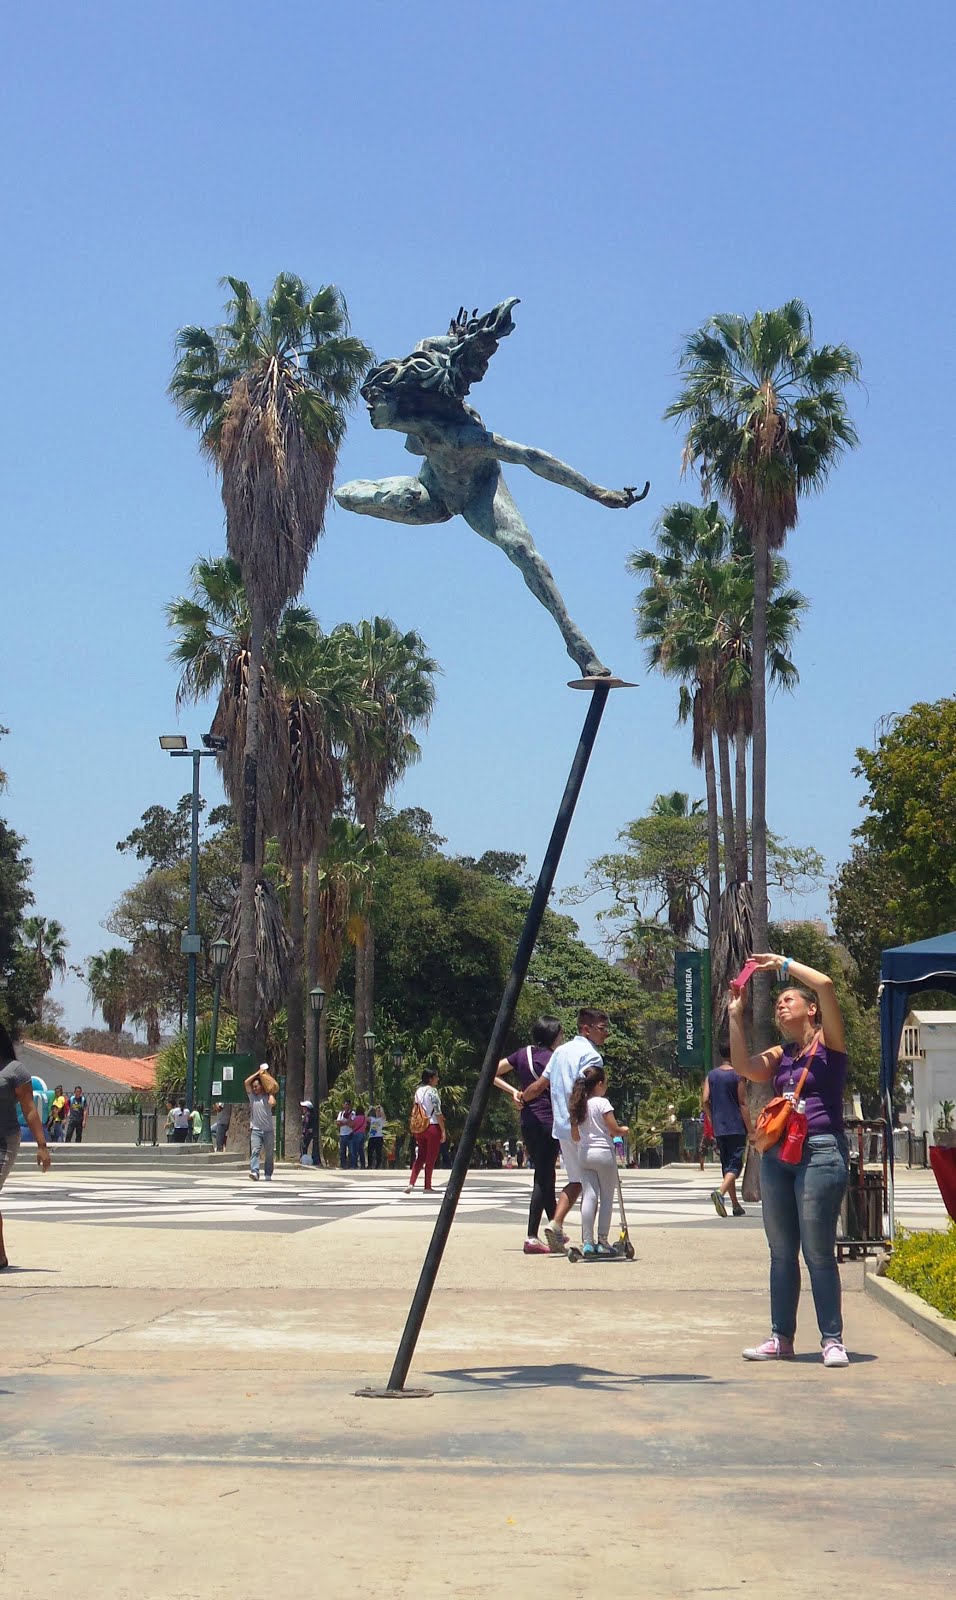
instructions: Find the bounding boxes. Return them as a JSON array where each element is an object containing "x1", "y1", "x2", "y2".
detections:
[
  {"x1": 202, "y1": 935, "x2": 230, "y2": 1144},
  {"x1": 159, "y1": 732, "x2": 224, "y2": 1112},
  {"x1": 309, "y1": 985, "x2": 326, "y2": 1165},
  {"x1": 364, "y1": 1029, "x2": 376, "y2": 1104}
]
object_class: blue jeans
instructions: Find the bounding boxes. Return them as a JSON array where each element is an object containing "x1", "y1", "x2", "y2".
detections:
[
  {"x1": 350, "y1": 1131, "x2": 366, "y2": 1169},
  {"x1": 339, "y1": 1135, "x2": 351, "y2": 1168},
  {"x1": 250, "y1": 1126, "x2": 275, "y2": 1180},
  {"x1": 760, "y1": 1133, "x2": 849, "y2": 1343}
]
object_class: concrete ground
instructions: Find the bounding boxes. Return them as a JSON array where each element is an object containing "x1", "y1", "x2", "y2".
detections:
[{"x1": 2, "y1": 1166, "x2": 954, "y2": 1599}]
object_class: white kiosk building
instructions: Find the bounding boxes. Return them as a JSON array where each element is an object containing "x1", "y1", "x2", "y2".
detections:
[{"x1": 898, "y1": 1010, "x2": 956, "y2": 1145}]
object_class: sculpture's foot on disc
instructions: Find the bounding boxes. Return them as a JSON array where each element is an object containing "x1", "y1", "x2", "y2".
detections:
[{"x1": 568, "y1": 674, "x2": 637, "y2": 691}]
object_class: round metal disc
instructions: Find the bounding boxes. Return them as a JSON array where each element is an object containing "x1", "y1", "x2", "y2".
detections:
[
  {"x1": 354, "y1": 1386, "x2": 434, "y2": 1400},
  {"x1": 567, "y1": 676, "x2": 637, "y2": 691}
]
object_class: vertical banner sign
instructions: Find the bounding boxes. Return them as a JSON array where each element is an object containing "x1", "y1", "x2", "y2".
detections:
[{"x1": 675, "y1": 951, "x2": 710, "y2": 1068}]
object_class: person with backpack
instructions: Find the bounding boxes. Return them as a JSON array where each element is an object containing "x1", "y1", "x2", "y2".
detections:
[{"x1": 405, "y1": 1068, "x2": 445, "y2": 1194}]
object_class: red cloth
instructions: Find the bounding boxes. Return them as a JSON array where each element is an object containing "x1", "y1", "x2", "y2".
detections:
[{"x1": 929, "y1": 1145, "x2": 956, "y2": 1223}]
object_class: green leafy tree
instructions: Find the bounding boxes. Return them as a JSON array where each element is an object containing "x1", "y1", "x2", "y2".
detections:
[
  {"x1": 170, "y1": 275, "x2": 372, "y2": 1051},
  {"x1": 852, "y1": 699, "x2": 956, "y2": 943},
  {"x1": 830, "y1": 843, "x2": 904, "y2": 1005},
  {"x1": 334, "y1": 618, "x2": 439, "y2": 1094},
  {"x1": 108, "y1": 804, "x2": 241, "y2": 1032},
  {"x1": 0, "y1": 813, "x2": 46, "y2": 1033},
  {"x1": 666, "y1": 302, "x2": 860, "y2": 1045}
]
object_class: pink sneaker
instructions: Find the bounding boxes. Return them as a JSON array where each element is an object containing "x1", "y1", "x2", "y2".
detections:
[
  {"x1": 822, "y1": 1339, "x2": 849, "y2": 1367},
  {"x1": 523, "y1": 1237, "x2": 549, "y2": 1255},
  {"x1": 742, "y1": 1335, "x2": 795, "y2": 1361}
]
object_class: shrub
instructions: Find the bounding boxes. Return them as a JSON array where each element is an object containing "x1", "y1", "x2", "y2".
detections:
[{"x1": 886, "y1": 1223, "x2": 956, "y2": 1321}]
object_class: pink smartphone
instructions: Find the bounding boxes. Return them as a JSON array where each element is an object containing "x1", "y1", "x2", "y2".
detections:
[{"x1": 732, "y1": 959, "x2": 758, "y2": 990}]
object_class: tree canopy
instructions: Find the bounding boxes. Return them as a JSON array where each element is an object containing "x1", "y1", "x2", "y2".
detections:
[{"x1": 852, "y1": 698, "x2": 956, "y2": 943}]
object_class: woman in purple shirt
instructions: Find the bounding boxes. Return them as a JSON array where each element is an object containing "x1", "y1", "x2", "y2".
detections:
[
  {"x1": 494, "y1": 1016, "x2": 564, "y2": 1254},
  {"x1": 728, "y1": 953, "x2": 850, "y2": 1368}
]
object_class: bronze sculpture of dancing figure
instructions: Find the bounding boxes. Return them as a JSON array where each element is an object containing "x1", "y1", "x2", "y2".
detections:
[{"x1": 334, "y1": 299, "x2": 648, "y2": 676}]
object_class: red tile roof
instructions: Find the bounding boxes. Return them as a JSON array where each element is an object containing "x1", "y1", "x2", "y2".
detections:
[{"x1": 25, "y1": 1044, "x2": 157, "y2": 1091}]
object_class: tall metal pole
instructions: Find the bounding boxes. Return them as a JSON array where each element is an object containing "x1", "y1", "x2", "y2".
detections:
[
  {"x1": 202, "y1": 970, "x2": 223, "y2": 1145},
  {"x1": 185, "y1": 749, "x2": 201, "y2": 1112},
  {"x1": 359, "y1": 681, "x2": 613, "y2": 1399}
]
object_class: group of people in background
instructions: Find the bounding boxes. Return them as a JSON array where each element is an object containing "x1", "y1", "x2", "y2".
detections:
[
  {"x1": 45, "y1": 1084, "x2": 88, "y2": 1143},
  {"x1": 163, "y1": 1099, "x2": 207, "y2": 1143},
  {"x1": 335, "y1": 1099, "x2": 387, "y2": 1169}
]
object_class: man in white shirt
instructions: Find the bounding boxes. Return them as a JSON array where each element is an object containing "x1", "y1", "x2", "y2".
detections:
[{"x1": 519, "y1": 1007, "x2": 610, "y2": 1252}]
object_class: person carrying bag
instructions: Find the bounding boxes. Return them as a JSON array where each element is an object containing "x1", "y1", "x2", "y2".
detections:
[{"x1": 728, "y1": 955, "x2": 851, "y2": 1369}]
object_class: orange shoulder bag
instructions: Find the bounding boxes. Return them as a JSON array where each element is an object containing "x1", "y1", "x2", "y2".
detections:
[{"x1": 752, "y1": 1039, "x2": 818, "y2": 1154}]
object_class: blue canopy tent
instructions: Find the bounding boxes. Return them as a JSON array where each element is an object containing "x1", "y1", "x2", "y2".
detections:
[
  {"x1": 880, "y1": 932, "x2": 956, "y2": 1099},
  {"x1": 879, "y1": 931, "x2": 956, "y2": 1234}
]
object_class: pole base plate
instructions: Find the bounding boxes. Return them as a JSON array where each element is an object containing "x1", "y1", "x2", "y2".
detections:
[
  {"x1": 567, "y1": 676, "x2": 637, "y2": 691},
  {"x1": 354, "y1": 1386, "x2": 434, "y2": 1400}
]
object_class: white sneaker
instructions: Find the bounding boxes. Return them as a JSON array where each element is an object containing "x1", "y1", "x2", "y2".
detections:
[{"x1": 822, "y1": 1339, "x2": 849, "y2": 1367}]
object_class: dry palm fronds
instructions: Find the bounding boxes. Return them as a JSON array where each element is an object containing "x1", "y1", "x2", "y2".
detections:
[
  {"x1": 220, "y1": 364, "x2": 336, "y2": 629},
  {"x1": 223, "y1": 878, "x2": 292, "y2": 1026}
]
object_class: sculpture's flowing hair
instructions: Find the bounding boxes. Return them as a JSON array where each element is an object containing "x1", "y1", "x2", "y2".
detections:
[{"x1": 360, "y1": 298, "x2": 518, "y2": 417}]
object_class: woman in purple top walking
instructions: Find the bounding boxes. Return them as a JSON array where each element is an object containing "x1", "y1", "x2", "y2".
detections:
[
  {"x1": 494, "y1": 1016, "x2": 564, "y2": 1254},
  {"x1": 728, "y1": 952, "x2": 850, "y2": 1368}
]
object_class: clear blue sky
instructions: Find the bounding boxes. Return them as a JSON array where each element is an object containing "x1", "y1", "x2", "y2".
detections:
[{"x1": 4, "y1": 1, "x2": 954, "y2": 1033}]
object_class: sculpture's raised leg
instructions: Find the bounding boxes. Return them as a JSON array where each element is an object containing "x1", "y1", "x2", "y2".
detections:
[
  {"x1": 334, "y1": 476, "x2": 453, "y2": 525},
  {"x1": 463, "y1": 477, "x2": 608, "y2": 676}
]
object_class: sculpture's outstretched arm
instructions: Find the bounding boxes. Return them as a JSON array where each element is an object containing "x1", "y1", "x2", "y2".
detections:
[{"x1": 490, "y1": 434, "x2": 649, "y2": 508}]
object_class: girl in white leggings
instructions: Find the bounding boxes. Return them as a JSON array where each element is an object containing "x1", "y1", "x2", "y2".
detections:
[{"x1": 569, "y1": 1067, "x2": 629, "y2": 1257}]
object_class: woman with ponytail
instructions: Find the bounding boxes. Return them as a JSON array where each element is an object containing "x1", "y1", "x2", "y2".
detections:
[{"x1": 569, "y1": 1065, "x2": 629, "y2": 1258}]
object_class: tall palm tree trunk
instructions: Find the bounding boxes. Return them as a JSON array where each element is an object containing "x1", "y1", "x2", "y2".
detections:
[
  {"x1": 742, "y1": 527, "x2": 772, "y2": 1203},
  {"x1": 702, "y1": 734, "x2": 721, "y2": 955},
  {"x1": 285, "y1": 842, "x2": 305, "y2": 1149},
  {"x1": 236, "y1": 600, "x2": 264, "y2": 1053},
  {"x1": 735, "y1": 730, "x2": 749, "y2": 884},
  {"x1": 703, "y1": 735, "x2": 722, "y2": 1067},
  {"x1": 305, "y1": 850, "x2": 320, "y2": 1105},
  {"x1": 353, "y1": 921, "x2": 374, "y2": 1098},
  {"x1": 750, "y1": 527, "x2": 772, "y2": 1049},
  {"x1": 716, "y1": 727, "x2": 736, "y2": 881}
]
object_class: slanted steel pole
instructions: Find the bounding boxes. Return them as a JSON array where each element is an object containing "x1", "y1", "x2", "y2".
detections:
[{"x1": 358, "y1": 680, "x2": 616, "y2": 1399}]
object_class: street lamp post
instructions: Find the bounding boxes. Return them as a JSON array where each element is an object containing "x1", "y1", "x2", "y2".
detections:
[
  {"x1": 203, "y1": 935, "x2": 230, "y2": 1144},
  {"x1": 309, "y1": 985, "x2": 325, "y2": 1165},
  {"x1": 364, "y1": 1029, "x2": 376, "y2": 1105},
  {"x1": 159, "y1": 732, "x2": 224, "y2": 1112}
]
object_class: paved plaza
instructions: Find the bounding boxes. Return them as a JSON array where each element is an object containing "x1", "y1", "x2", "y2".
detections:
[{"x1": 2, "y1": 1163, "x2": 954, "y2": 1599}]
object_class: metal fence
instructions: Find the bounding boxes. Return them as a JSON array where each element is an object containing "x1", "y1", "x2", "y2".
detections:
[{"x1": 892, "y1": 1128, "x2": 928, "y2": 1168}]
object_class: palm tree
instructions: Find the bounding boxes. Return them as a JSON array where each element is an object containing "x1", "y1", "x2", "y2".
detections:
[
  {"x1": 310, "y1": 816, "x2": 382, "y2": 1103},
  {"x1": 86, "y1": 947, "x2": 132, "y2": 1034},
  {"x1": 21, "y1": 916, "x2": 68, "y2": 1024},
  {"x1": 271, "y1": 620, "x2": 361, "y2": 1122},
  {"x1": 333, "y1": 618, "x2": 439, "y2": 1095},
  {"x1": 665, "y1": 302, "x2": 859, "y2": 1044},
  {"x1": 170, "y1": 275, "x2": 372, "y2": 1050},
  {"x1": 632, "y1": 505, "x2": 729, "y2": 948},
  {"x1": 167, "y1": 558, "x2": 328, "y2": 1040},
  {"x1": 632, "y1": 506, "x2": 806, "y2": 1051}
]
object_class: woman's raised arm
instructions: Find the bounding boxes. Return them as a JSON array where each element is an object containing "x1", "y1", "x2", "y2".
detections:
[{"x1": 490, "y1": 434, "x2": 648, "y2": 507}]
